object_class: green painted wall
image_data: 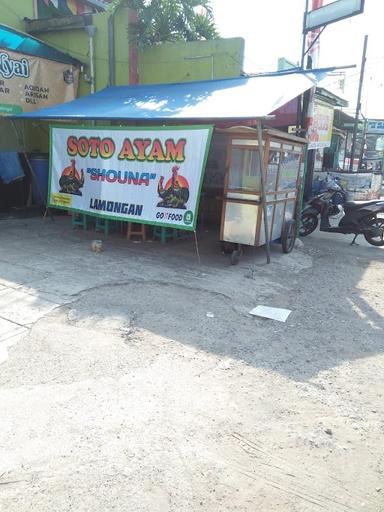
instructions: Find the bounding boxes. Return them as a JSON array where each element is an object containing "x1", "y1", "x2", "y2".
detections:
[
  {"x1": 0, "y1": 3, "x2": 130, "y2": 96},
  {"x1": 0, "y1": 2, "x2": 34, "y2": 31},
  {"x1": 138, "y1": 37, "x2": 244, "y2": 84},
  {"x1": 41, "y1": 8, "x2": 130, "y2": 95},
  {"x1": 0, "y1": 4, "x2": 130, "y2": 151},
  {"x1": 1, "y1": 2, "x2": 42, "y2": 152}
]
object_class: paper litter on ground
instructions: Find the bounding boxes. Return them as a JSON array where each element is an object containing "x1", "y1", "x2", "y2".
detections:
[{"x1": 249, "y1": 305, "x2": 292, "y2": 322}]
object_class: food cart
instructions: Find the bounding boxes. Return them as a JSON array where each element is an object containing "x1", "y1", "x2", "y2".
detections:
[{"x1": 219, "y1": 125, "x2": 307, "y2": 264}]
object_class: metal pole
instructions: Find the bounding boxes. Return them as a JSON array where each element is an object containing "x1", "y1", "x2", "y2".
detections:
[
  {"x1": 301, "y1": 0, "x2": 309, "y2": 68},
  {"x1": 85, "y1": 25, "x2": 97, "y2": 94},
  {"x1": 297, "y1": 0, "x2": 309, "y2": 134},
  {"x1": 89, "y1": 33, "x2": 95, "y2": 94},
  {"x1": 342, "y1": 131, "x2": 348, "y2": 170},
  {"x1": 349, "y1": 34, "x2": 368, "y2": 172},
  {"x1": 194, "y1": 231, "x2": 201, "y2": 264},
  {"x1": 257, "y1": 120, "x2": 271, "y2": 264},
  {"x1": 33, "y1": 0, "x2": 38, "y2": 18}
]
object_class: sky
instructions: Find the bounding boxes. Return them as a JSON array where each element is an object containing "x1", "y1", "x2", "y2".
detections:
[{"x1": 210, "y1": 0, "x2": 384, "y2": 119}]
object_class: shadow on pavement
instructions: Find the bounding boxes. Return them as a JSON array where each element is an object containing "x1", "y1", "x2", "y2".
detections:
[{"x1": 0, "y1": 216, "x2": 383, "y2": 383}]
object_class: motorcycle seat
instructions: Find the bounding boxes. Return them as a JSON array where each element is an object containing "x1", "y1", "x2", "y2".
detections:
[{"x1": 343, "y1": 200, "x2": 380, "y2": 211}]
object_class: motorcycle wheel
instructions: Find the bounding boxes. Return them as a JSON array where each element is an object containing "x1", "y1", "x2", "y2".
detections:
[
  {"x1": 364, "y1": 216, "x2": 384, "y2": 246},
  {"x1": 299, "y1": 213, "x2": 318, "y2": 237}
]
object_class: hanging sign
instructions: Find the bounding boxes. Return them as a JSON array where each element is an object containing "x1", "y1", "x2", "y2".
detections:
[
  {"x1": 49, "y1": 125, "x2": 213, "y2": 231},
  {"x1": 304, "y1": 0, "x2": 365, "y2": 32},
  {"x1": 0, "y1": 49, "x2": 79, "y2": 115},
  {"x1": 307, "y1": 99, "x2": 334, "y2": 150}
]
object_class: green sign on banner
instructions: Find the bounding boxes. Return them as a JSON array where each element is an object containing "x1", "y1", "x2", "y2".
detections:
[{"x1": 0, "y1": 104, "x2": 23, "y2": 115}]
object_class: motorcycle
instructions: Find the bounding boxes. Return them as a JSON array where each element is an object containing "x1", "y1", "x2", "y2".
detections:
[
  {"x1": 300, "y1": 191, "x2": 384, "y2": 246},
  {"x1": 299, "y1": 176, "x2": 347, "y2": 237}
]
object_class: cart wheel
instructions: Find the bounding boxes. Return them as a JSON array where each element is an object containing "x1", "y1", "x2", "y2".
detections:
[
  {"x1": 281, "y1": 219, "x2": 297, "y2": 254},
  {"x1": 230, "y1": 245, "x2": 243, "y2": 265}
]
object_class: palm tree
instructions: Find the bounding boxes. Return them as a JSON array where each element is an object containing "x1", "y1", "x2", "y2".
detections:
[{"x1": 109, "y1": 0, "x2": 218, "y2": 47}]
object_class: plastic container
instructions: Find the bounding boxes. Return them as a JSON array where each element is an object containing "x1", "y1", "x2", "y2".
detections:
[{"x1": 30, "y1": 154, "x2": 49, "y2": 205}]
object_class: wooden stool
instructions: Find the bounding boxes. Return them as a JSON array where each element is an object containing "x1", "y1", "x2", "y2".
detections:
[{"x1": 127, "y1": 222, "x2": 146, "y2": 242}]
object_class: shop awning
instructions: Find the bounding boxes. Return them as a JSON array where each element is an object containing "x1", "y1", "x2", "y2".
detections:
[
  {"x1": 0, "y1": 24, "x2": 81, "y2": 66},
  {"x1": 14, "y1": 67, "x2": 340, "y2": 121}
]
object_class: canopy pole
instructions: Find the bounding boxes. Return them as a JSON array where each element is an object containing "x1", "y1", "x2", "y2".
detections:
[
  {"x1": 194, "y1": 230, "x2": 201, "y2": 265},
  {"x1": 256, "y1": 120, "x2": 271, "y2": 264}
]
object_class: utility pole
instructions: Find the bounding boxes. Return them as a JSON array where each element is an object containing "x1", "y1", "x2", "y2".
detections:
[
  {"x1": 302, "y1": 0, "x2": 323, "y2": 199},
  {"x1": 349, "y1": 35, "x2": 368, "y2": 172},
  {"x1": 300, "y1": 0, "x2": 310, "y2": 69}
]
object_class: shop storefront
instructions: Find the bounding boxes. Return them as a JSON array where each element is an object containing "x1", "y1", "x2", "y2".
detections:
[{"x1": 13, "y1": 69, "x2": 335, "y2": 261}]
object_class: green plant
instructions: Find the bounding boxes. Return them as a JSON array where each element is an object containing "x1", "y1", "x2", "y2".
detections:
[{"x1": 109, "y1": 0, "x2": 218, "y2": 47}]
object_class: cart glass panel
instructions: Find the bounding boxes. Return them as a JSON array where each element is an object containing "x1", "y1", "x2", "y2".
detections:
[
  {"x1": 258, "y1": 204, "x2": 274, "y2": 246},
  {"x1": 278, "y1": 152, "x2": 301, "y2": 190},
  {"x1": 228, "y1": 148, "x2": 261, "y2": 192},
  {"x1": 266, "y1": 150, "x2": 280, "y2": 192},
  {"x1": 272, "y1": 202, "x2": 285, "y2": 241}
]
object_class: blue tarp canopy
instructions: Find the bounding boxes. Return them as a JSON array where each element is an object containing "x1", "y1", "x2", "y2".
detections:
[
  {"x1": 15, "y1": 68, "x2": 337, "y2": 121},
  {"x1": 0, "y1": 24, "x2": 80, "y2": 66}
]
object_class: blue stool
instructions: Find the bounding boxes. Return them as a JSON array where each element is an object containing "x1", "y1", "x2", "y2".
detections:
[
  {"x1": 153, "y1": 226, "x2": 178, "y2": 244},
  {"x1": 95, "y1": 218, "x2": 119, "y2": 237},
  {"x1": 71, "y1": 213, "x2": 89, "y2": 231}
]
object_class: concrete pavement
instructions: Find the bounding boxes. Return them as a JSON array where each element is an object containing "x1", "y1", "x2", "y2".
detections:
[{"x1": 0, "y1": 215, "x2": 383, "y2": 511}]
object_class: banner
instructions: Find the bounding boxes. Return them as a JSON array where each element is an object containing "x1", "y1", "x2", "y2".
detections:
[
  {"x1": 49, "y1": 125, "x2": 213, "y2": 231},
  {"x1": 307, "y1": 99, "x2": 334, "y2": 150},
  {"x1": 0, "y1": 49, "x2": 79, "y2": 115},
  {"x1": 367, "y1": 119, "x2": 384, "y2": 134}
]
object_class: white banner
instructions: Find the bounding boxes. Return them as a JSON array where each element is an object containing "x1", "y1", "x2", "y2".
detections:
[{"x1": 49, "y1": 125, "x2": 213, "y2": 231}]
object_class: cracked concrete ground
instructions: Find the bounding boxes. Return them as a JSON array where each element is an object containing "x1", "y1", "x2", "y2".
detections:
[{"x1": 0, "y1": 216, "x2": 383, "y2": 511}]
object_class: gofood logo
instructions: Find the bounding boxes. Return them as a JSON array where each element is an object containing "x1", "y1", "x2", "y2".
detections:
[{"x1": 0, "y1": 52, "x2": 29, "y2": 79}]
